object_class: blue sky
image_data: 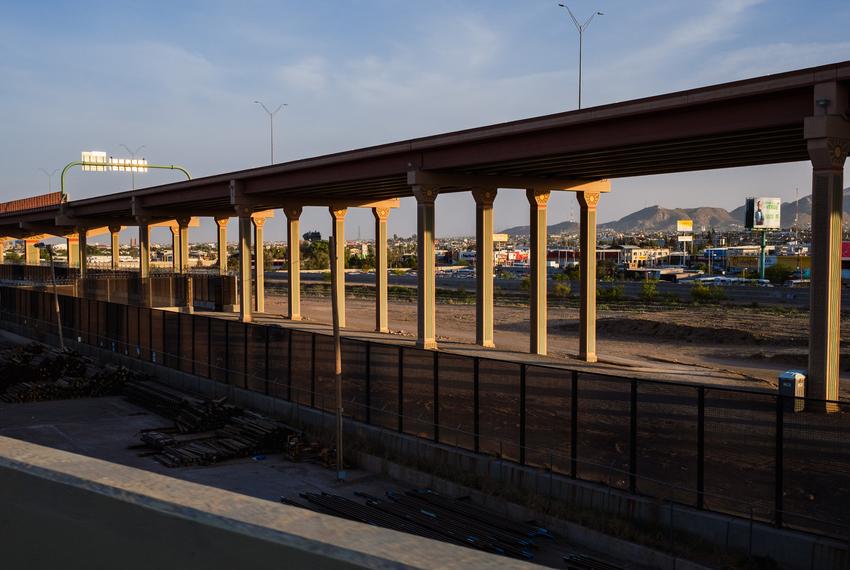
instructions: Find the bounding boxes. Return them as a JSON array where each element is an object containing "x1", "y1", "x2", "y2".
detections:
[{"x1": 0, "y1": 0, "x2": 848, "y2": 243}]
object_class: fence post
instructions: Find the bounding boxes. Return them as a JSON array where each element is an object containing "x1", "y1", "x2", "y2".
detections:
[
  {"x1": 473, "y1": 356, "x2": 480, "y2": 453},
  {"x1": 287, "y1": 331, "x2": 293, "y2": 401},
  {"x1": 264, "y1": 326, "x2": 270, "y2": 396},
  {"x1": 433, "y1": 350, "x2": 440, "y2": 443},
  {"x1": 697, "y1": 386, "x2": 705, "y2": 509},
  {"x1": 629, "y1": 379, "x2": 638, "y2": 493},
  {"x1": 310, "y1": 334, "x2": 316, "y2": 408},
  {"x1": 207, "y1": 316, "x2": 212, "y2": 378},
  {"x1": 571, "y1": 370, "x2": 579, "y2": 478},
  {"x1": 775, "y1": 393, "x2": 784, "y2": 529},
  {"x1": 224, "y1": 319, "x2": 230, "y2": 382},
  {"x1": 243, "y1": 322, "x2": 248, "y2": 390},
  {"x1": 365, "y1": 341, "x2": 371, "y2": 425},
  {"x1": 519, "y1": 363, "x2": 527, "y2": 466},
  {"x1": 397, "y1": 346, "x2": 404, "y2": 433}
]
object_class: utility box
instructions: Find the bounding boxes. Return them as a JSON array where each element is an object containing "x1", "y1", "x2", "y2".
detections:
[{"x1": 779, "y1": 370, "x2": 806, "y2": 413}]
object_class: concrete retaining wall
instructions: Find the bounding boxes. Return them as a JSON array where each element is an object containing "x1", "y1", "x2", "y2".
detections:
[{"x1": 0, "y1": 436, "x2": 527, "y2": 570}]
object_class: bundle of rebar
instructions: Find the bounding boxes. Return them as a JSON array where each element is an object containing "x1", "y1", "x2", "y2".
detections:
[
  {"x1": 124, "y1": 380, "x2": 241, "y2": 432},
  {"x1": 285, "y1": 489, "x2": 542, "y2": 562}
]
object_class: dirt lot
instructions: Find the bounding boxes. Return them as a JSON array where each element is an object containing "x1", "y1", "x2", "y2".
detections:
[{"x1": 264, "y1": 293, "x2": 850, "y2": 395}]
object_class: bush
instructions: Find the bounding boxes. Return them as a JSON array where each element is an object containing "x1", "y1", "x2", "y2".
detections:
[
  {"x1": 640, "y1": 280, "x2": 658, "y2": 302},
  {"x1": 764, "y1": 263, "x2": 796, "y2": 285},
  {"x1": 553, "y1": 283, "x2": 571, "y2": 298},
  {"x1": 597, "y1": 285, "x2": 624, "y2": 303},
  {"x1": 691, "y1": 282, "x2": 726, "y2": 303}
]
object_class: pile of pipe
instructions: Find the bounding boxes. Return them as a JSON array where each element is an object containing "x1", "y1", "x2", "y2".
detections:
[
  {"x1": 0, "y1": 343, "x2": 143, "y2": 403},
  {"x1": 285, "y1": 489, "x2": 553, "y2": 562},
  {"x1": 126, "y1": 380, "x2": 304, "y2": 468}
]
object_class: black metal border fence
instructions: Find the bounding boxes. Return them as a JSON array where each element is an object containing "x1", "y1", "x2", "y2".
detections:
[{"x1": 1, "y1": 284, "x2": 848, "y2": 541}]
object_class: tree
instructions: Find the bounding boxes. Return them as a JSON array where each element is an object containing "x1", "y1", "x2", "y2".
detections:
[
  {"x1": 764, "y1": 263, "x2": 796, "y2": 285},
  {"x1": 303, "y1": 231, "x2": 321, "y2": 242}
]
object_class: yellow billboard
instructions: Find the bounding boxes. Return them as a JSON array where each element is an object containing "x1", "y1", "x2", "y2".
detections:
[{"x1": 676, "y1": 219, "x2": 693, "y2": 233}]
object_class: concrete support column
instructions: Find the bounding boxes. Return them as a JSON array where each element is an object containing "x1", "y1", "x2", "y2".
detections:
[
  {"x1": 330, "y1": 207, "x2": 348, "y2": 328},
  {"x1": 238, "y1": 213, "x2": 253, "y2": 324},
  {"x1": 78, "y1": 229, "x2": 88, "y2": 278},
  {"x1": 66, "y1": 237, "x2": 80, "y2": 268},
  {"x1": 473, "y1": 188, "x2": 497, "y2": 348},
  {"x1": 285, "y1": 207, "x2": 302, "y2": 321},
  {"x1": 252, "y1": 216, "x2": 266, "y2": 313},
  {"x1": 138, "y1": 223, "x2": 150, "y2": 279},
  {"x1": 0, "y1": 238, "x2": 6, "y2": 264},
  {"x1": 526, "y1": 189, "x2": 550, "y2": 356},
  {"x1": 577, "y1": 191, "x2": 601, "y2": 363},
  {"x1": 25, "y1": 239, "x2": 40, "y2": 265},
  {"x1": 176, "y1": 217, "x2": 190, "y2": 274},
  {"x1": 109, "y1": 226, "x2": 121, "y2": 271},
  {"x1": 170, "y1": 226, "x2": 180, "y2": 273},
  {"x1": 372, "y1": 207, "x2": 390, "y2": 333},
  {"x1": 414, "y1": 186, "x2": 438, "y2": 349},
  {"x1": 214, "y1": 217, "x2": 229, "y2": 275}
]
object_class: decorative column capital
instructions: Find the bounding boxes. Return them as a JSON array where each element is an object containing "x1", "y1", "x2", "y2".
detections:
[
  {"x1": 329, "y1": 206, "x2": 348, "y2": 221},
  {"x1": 214, "y1": 216, "x2": 229, "y2": 228},
  {"x1": 252, "y1": 216, "x2": 267, "y2": 229},
  {"x1": 372, "y1": 207, "x2": 391, "y2": 221},
  {"x1": 526, "y1": 189, "x2": 550, "y2": 208},
  {"x1": 472, "y1": 188, "x2": 497, "y2": 207},
  {"x1": 412, "y1": 185, "x2": 438, "y2": 204},
  {"x1": 577, "y1": 191, "x2": 601, "y2": 210},
  {"x1": 169, "y1": 225, "x2": 179, "y2": 236},
  {"x1": 284, "y1": 206, "x2": 303, "y2": 221},
  {"x1": 808, "y1": 137, "x2": 849, "y2": 170},
  {"x1": 108, "y1": 225, "x2": 121, "y2": 234},
  {"x1": 234, "y1": 205, "x2": 253, "y2": 218},
  {"x1": 176, "y1": 216, "x2": 191, "y2": 228}
]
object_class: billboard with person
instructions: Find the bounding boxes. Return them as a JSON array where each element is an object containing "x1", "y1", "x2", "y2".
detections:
[{"x1": 745, "y1": 197, "x2": 781, "y2": 229}]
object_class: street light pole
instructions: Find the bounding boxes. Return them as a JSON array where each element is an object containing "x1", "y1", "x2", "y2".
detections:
[
  {"x1": 558, "y1": 4, "x2": 603, "y2": 110},
  {"x1": 119, "y1": 144, "x2": 146, "y2": 190},
  {"x1": 254, "y1": 101, "x2": 287, "y2": 165},
  {"x1": 39, "y1": 168, "x2": 60, "y2": 192}
]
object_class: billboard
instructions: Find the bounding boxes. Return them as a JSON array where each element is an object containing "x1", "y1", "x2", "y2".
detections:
[
  {"x1": 745, "y1": 197, "x2": 781, "y2": 229},
  {"x1": 676, "y1": 219, "x2": 693, "y2": 233},
  {"x1": 678, "y1": 234, "x2": 693, "y2": 242},
  {"x1": 843, "y1": 241, "x2": 850, "y2": 260}
]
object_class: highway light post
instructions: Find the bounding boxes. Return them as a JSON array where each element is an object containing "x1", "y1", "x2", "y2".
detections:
[
  {"x1": 39, "y1": 168, "x2": 60, "y2": 192},
  {"x1": 254, "y1": 101, "x2": 287, "y2": 165},
  {"x1": 558, "y1": 4, "x2": 603, "y2": 110},
  {"x1": 119, "y1": 144, "x2": 146, "y2": 190}
]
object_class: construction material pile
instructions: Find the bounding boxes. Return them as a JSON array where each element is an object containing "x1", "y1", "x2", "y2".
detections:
[
  {"x1": 126, "y1": 380, "x2": 320, "y2": 468},
  {"x1": 284, "y1": 489, "x2": 552, "y2": 562},
  {"x1": 0, "y1": 343, "x2": 143, "y2": 403}
]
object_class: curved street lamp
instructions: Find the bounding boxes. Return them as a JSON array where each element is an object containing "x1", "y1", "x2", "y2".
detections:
[
  {"x1": 254, "y1": 100, "x2": 287, "y2": 165},
  {"x1": 558, "y1": 4, "x2": 604, "y2": 109}
]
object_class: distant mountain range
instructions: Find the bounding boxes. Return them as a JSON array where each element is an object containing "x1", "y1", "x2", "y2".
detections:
[{"x1": 500, "y1": 188, "x2": 850, "y2": 235}]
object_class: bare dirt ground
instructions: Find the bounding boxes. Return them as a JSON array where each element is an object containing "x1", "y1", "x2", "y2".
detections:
[{"x1": 264, "y1": 293, "x2": 850, "y2": 396}]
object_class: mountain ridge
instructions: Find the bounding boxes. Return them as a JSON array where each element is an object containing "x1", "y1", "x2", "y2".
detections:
[{"x1": 500, "y1": 189, "x2": 850, "y2": 235}]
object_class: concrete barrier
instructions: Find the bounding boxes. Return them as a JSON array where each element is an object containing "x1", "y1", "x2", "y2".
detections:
[{"x1": 0, "y1": 436, "x2": 531, "y2": 570}]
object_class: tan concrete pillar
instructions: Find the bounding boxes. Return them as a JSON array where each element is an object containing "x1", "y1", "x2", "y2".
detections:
[
  {"x1": 176, "y1": 217, "x2": 190, "y2": 274},
  {"x1": 577, "y1": 191, "x2": 601, "y2": 363},
  {"x1": 138, "y1": 223, "x2": 150, "y2": 279},
  {"x1": 0, "y1": 238, "x2": 6, "y2": 264},
  {"x1": 285, "y1": 206, "x2": 302, "y2": 320},
  {"x1": 214, "y1": 217, "x2": 229, "y2": 275},
  {"x1": 170, "y1": 226, "x2": 180, "y2": 273},
  {"x1": 372, "y1": 207, "x2": 390, "y2": 333},
  {"x1": 238, "y1": 213, "x2": 253, "y2": 323},
  {"x1": 414, "y1": 186, "x2": 437, "y2": 349},
  {"x1": 330, "y1": 207, "x2": 348, "y2": 328},
  {"x1": 109, "y1": 225, "x2": 121, "y2": 271},
  {"x1": 473, "y1": 188, "x2": 497, "y2": 348},
  {"x1": 66, "y1": 236, "x2": 79, "y2": 268},
  {"x1": 804, "y1": 83, "x2": 848, "y2": 403},
  {"x1": 526, "y1": 189, "x2": 550, "y2": 355},
  {"x1": 25, "y1": 239, "x2": 40, "y2": 265},
  {"x1": 78, "y1": 229, "x2": 88, "y2": 278},
  {"x1": 252, "y1": 216, "x2": 266, "y2": 313}
]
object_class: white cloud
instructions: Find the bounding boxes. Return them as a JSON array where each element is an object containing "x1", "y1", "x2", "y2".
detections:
[{"x1": 276, "y1": 56, "x2": 329, "y2": 92}]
